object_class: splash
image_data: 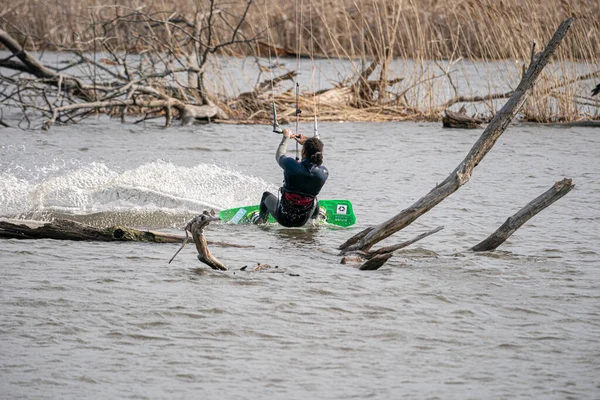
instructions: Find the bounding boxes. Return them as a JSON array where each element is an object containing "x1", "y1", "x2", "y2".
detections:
[{"x1": 0, "y1": 160, "x2": 277, "y2": 226}]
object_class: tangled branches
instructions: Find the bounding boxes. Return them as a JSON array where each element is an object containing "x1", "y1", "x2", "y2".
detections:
[{"x1": 0, "y1": 2, "x2": 255, "y2": 129}]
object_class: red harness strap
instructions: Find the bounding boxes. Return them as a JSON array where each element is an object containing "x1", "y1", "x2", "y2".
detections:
[{"x1": 283, "y1": 191, "x2": 314, "y2": 207}]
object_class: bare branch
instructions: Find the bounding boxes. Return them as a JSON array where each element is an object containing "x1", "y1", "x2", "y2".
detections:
[{"x1": 471, "y1": 179, "x2": 574, "y2": 251}]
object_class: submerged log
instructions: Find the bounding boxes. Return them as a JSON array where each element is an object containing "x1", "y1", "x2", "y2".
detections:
[
  {"x1": 0, "y1": 219, "x2": 182, "y2": 242},
  {"x1": 0, "y1": 218, "x2": 251, "y2": 249},
  {"x1": 341, "y1": 226, "x2": 443, "y2": 270},
  {"x1": 339, "y1": 18, "x2": 575, "y2": 264},
  {"x1": 471, "y1": 178, "x2": 574, "y2": 251},
  {"x1": 442, "y1": 108, "x2": 484, "y2": 129},
  {"x1": 359, "y1": 253, "x2": 394, "y2": 271}
]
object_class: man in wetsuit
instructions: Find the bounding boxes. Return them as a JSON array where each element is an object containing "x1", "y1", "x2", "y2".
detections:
[{"x1": 253, "y1": 128, "x2": 328, "y2": 227}]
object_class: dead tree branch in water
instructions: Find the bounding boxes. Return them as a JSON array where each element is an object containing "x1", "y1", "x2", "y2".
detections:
[
  {"x1": 471, "y1": 178, "x2": 574, "y2": 252},
  {"x1": 172, "y1": 211, "x2": 280, "y2": 272},
  {"x1": 0, "y1": 219, "x2": 184, "y2": 242},
  {"x1": 0, "y1": 218, "x2": 251, "y2": 250},
  {"x1": 186, "y1": 211, "x2": 228, "y2": 271},
  {"x1": 339, "y1": 18, "x2": 576, "y2": 267},
  {"x1": 341, "y1": 226, "x2": 444, "y2": 270}
]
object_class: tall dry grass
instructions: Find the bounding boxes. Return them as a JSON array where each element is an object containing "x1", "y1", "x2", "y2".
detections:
[
  {"x1": 1, "y1": 0, "x2": 599, "y2": 122},
  {"x1": 3, "y1": 0, "x2": 598, "y2": 59}
]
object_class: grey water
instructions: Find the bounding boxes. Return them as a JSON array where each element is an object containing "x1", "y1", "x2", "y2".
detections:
[{"x1": 1, "y1": 117, "x2": 599, "y2": 399}]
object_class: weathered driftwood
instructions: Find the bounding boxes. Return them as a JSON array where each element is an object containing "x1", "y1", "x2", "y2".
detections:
[
  {"x1": 471, "y1": 178, "x2": 574, "y2": 251},
  {"x1": 442, "y1": 108, "x2": 484, "y2": 129},
  {"x1": 359, "y1": 253, "x2": 394, "y2": 271},
  {"x1": 339, "y1": 18, "x2": 575, "y2": 261},
  {"x1": 0, "y1": 219, "x2": 182, "y2": 242},
  {"x1": 186, "y1": 211, "x2": 228, "y2": 270},
  {"x1": 183, "y1": 212, "x2": 282, "y2": 273},
  {"x1": 0, "y1": 218, "x2": 252, "y2": 249}
]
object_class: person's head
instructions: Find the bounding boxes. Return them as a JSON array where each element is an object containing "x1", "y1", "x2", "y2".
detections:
[{"x1": 302, "y1": 137, "x2": 324, "y2": 165}]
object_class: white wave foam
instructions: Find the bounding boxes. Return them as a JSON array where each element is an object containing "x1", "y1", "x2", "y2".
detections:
[{"x1": 0, "y1": 160, "x2": 277, "y2": 218}]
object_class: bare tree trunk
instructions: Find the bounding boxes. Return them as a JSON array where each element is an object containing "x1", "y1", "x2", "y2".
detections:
[
  {"x1": 471, "y1": 178, "x2": 574, "y2": 251},
  {"x1": 339, "y1": 17, "x2": 575, "y2": 256},
  {"x1": 0, "y1": 219, "x2": 251, "y2": 249},
  {"x1": 0, "y1": 29, "x2": 61, "y2": 79},
  {"x1": 0, "y1": 219, "x2": 183, "y2": 242},
  {"x1": 0, "y1": 29, "x2": 92, "y2": 100}
]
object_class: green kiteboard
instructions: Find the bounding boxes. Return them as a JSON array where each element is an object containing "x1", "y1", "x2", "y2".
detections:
[{"x1": 219, "y1": 199, "x2": 356, "y2": 227}]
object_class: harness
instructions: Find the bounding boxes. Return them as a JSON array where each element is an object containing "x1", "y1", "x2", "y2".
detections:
[{"x1": 280, "y1": 187, "x2": 315, "y2": 210}]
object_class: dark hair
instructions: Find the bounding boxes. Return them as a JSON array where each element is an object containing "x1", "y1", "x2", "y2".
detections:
[{"x1": 303, "y1": 137, "x2": 324, "y2": 165}]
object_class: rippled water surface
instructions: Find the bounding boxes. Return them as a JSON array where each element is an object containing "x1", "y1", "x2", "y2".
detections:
[{"x1": 1, "y1": 119, "x2": 599, "y2": 399}]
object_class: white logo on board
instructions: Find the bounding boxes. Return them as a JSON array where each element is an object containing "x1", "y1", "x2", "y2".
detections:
[
  {"x1": 336, "y1": 204, "x2": 347, "y2": 215},
  {"x1": 230, "y1": 208, "x2": 247, "y2": 224}
]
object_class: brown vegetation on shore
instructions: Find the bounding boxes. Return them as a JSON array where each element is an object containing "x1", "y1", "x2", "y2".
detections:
[
  {"x1": 3, "y1": 0, "x2": 599, "y2": 59},
  {"x1": 1, "y1": 0, "x2": 599, "y2": 127}
]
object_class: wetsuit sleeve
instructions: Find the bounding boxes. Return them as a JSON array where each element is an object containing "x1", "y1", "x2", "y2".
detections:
[{"x1": 275, "y1": 136, "x2": 289, "y2": 163}]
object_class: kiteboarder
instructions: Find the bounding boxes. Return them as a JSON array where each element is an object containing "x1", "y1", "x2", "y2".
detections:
[{"x1": 252, "y1": 128, "x2": 328, "y2": 227}]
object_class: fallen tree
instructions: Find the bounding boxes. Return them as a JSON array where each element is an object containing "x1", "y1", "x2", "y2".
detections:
[
  {"x1": 338, "y1": 17, "x2": 576, "y2": 269},
  {"x1": 0, "y1": 218, "x2": 251, "y2": 249}
]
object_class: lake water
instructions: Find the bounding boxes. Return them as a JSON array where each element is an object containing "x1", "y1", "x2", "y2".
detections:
[{"x1": 1, "y1": 118, "x2": 599, "y2": 399}]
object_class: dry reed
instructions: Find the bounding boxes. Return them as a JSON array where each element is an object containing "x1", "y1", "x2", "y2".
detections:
[{"x1": 1, "y1": 0, "x2": 599, "y2": 123}]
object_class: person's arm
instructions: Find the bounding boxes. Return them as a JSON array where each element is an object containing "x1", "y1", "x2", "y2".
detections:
[
  {"x1": 275, "y1": 134, "x2": 289, "y2": 162},
  {"x1": 276, "y1": 128, "x2": 296, "y2": 163}
]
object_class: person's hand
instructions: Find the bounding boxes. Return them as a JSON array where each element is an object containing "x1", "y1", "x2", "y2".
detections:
[
  {"x1": 282, "y1": 128, "x2": 293, "y2": 138},
  {"x1": 293, "y1": 133, "x2": 308, "y2": 145}
]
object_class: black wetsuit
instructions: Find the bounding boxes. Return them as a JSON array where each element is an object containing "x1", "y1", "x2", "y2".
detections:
[{"x1": 258, "y1": 137, "x2": 328, "y2": 227}]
